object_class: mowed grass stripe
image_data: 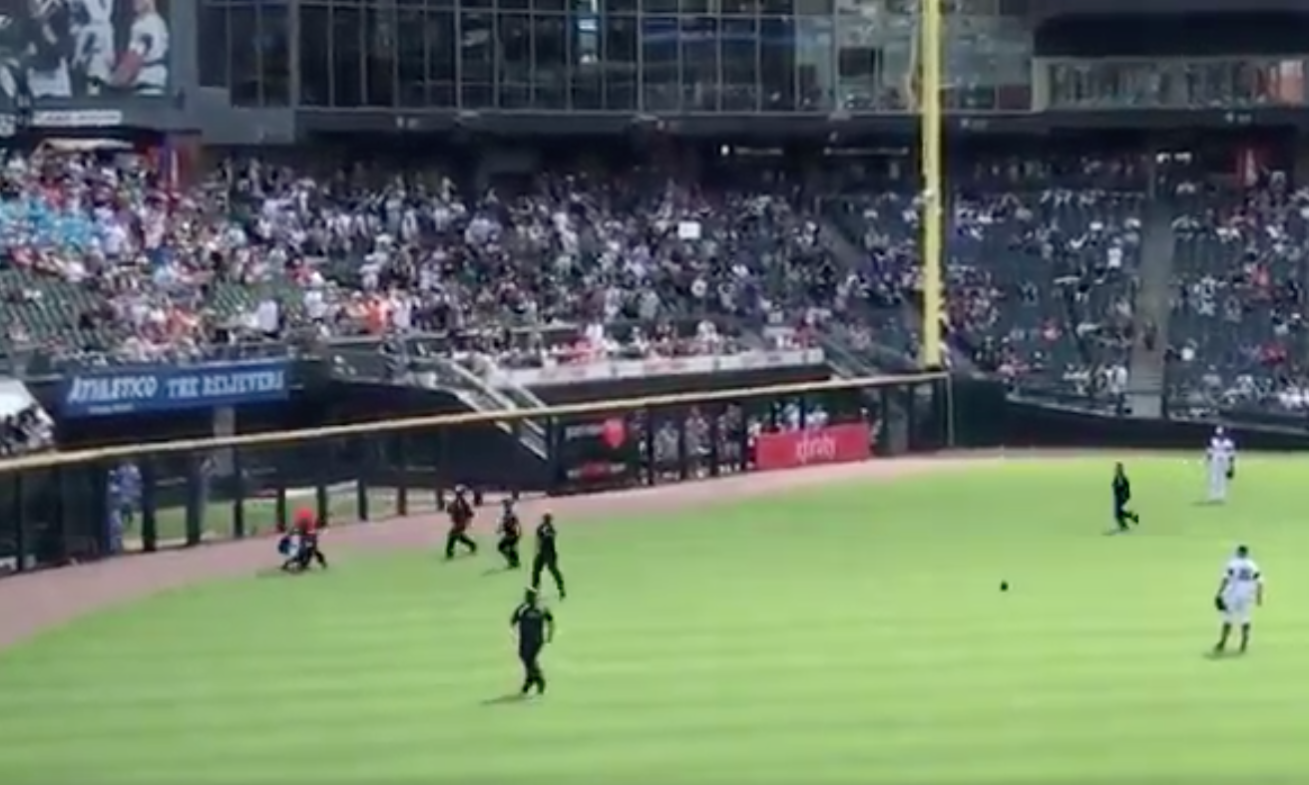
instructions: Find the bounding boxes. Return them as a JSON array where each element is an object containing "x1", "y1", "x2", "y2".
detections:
[{"x1": 3, "y1": 457, "x2": 1309, "y2": 785}]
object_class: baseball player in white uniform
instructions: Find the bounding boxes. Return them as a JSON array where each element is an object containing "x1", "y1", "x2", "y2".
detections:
[
  {"x1": 1213, "y1": 544, "x2": 1263, "y2": 655},
  {"x1": 111, "y1": 0, "x2": 168, "y2": 95},
  {"x1": 1205, "y1": 426, "x2": 1236, "y2": 503},
  {"x1": 70, "y1": 0, "x2": 114, "y2": 94}
]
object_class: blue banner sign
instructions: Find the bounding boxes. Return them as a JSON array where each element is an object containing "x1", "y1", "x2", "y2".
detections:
[{"x1": 60, "y1": 360, "x2": 291, "y2": 418}]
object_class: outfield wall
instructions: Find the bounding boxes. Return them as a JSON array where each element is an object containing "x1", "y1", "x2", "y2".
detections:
[
  {"x1": 6, "y1": 372, "x2": 1307, "y2": 578},
  {"x1": 0, "y1": 372, "x2": 950, "y2": 575},
  {"x1": 999, "y1": 396, "x2": 1309, "y2": 451}
]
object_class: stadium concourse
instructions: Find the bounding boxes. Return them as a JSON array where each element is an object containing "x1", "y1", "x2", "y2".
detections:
[{"x1": 0, "y1": 138, "x2": 1303, "y2": 440}]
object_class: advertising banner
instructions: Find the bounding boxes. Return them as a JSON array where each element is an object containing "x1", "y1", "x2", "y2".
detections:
[
  {"x1": 0, "y1": 0, "x2": 172, "y2": 106},
  {"x1": 553, "y1": 414, "x2": 641, "y2": 493},
  {"x1": 754, "y1": 423, "x2": 872, "y2": 472},
  {"x1": 59, "y1": 359, "x2": 290, "y2": 418}
]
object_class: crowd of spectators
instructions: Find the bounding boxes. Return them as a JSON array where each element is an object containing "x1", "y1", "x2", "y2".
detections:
[
  {"x1": 0, "y1": 403, "x2": 54, "y2": 456},
  {"x1": 0, "y1": 140, "x2": 1306, "y2": 423},
  {"x1": 826, "y1": 154, "x2": 1141, "y2": 401},
  {"x1": 1165, "y1": 171, "x2": 1309, "y2": 416},
  {"x1": 0, "y1": 144, "x2": 835, "y2": 378}
]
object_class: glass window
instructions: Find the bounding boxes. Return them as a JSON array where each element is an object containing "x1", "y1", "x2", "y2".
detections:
[
  {"x1": 498, "y1": 14, "x2": 533, "y2": 109},
  {"x1": 199, "y1": 4, "x2": 229, "y2": 89},
  {"x1": 460, "y1": 11, "x2": 495, "y2": 107},
  {"x1": 426, "y1": 8, "x2": 457, "y2": 106},
  {"x1": 570, "y1": 10, "x2": 603, "y2": 109},
  {"x1": 795, "y1": 0, "x2": 833, "y2": 14},
  {"x1": 259, "y1": 3, "x2": 291, "y2": 106},
  {"x1": 364, "y1": 2, "x2": 396, "y2": 106},
  {"x1": 574, "y1": 0, "x2": 600, "y2": 67},
  {"x1": 605, "y1": 0, "x2": 637, "y2": 11},
  {"x1": 721, "y1": 0, "x2": 760, "y2": 14},
  {"x1": 759, "y1": 16, "x2": 795, "y2": 111},
  {"x1": 602, "y1": 15, "x2": 638, "y2": 109},
  {"x1": 230, "y1": 4, "x2": 259, "y2": 105},
  {"x1": 331, "y1": 5, "x2": 364, "y2": 107},
  {"x1": 532, "y1": 14, "x2": 570, "y2": 109},
  {"x1": 836, "y1": 12, "x2": 883, "y2": 110},
  {"x1": 298, "y1": 3, "x2": 330, "y2": 106},
  {"x1": 795, "y1": 16, "x2": 834, "y2": 110},
  {"x1": 945, "y1": 0, "x2": 997, "y2": 13},
  {"x1": 641, "y1": 16, "x2": 679, "y2": 111},
  {"x1": 397, "y1": 6, "x2": 426, "y2": 106},
  {"x1": 679, "y1": 17, "x2": 717, "y2": 111},
  {"x1": 720, "y1": 17, "x2": 759, "y2": 111}
]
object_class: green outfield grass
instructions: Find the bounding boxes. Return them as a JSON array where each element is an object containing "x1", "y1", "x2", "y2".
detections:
[{"x1": 2, "y1": 455, "x2": 1307, "y2": 784}]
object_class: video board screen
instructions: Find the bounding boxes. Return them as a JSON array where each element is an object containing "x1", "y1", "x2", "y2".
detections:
[{"x1": 0, "y1": 0, "x2": 170, "y2": 101}]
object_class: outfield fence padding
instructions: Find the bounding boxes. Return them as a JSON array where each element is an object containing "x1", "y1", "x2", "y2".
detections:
[{"x1": 0, "y1": 372, "x2": 952, "y2": 574}]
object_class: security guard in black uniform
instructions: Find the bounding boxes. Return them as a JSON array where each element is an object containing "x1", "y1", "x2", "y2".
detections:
[
  {"x1": 1113, "y1": 462, "x2": 1140, "y2": 532},
  {"x1": 511, "y1": 588, "x2": 555, "y2": 696},
  {"x1": 497, "y1": 499, "x2": 522, "y2": 569},
  {"x1": 531, "y1": 513, "x2": 566, "y2": 598},
  {"x1": 445, "y1": 486, "x2": 478, "y2": 559}
]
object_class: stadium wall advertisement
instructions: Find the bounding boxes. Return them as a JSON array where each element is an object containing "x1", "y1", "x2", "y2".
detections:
[
  {"x1": 59, "y1": 360, "x2": 290, "y2": 418},
  {"x1": 552, "y1": 415, "x2": 642, "y2": 494},
  {"x1": 754, "y1": 423, "x2": 872, "y2": 472}
]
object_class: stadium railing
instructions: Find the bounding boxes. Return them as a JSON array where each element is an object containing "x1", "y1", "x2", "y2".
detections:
[{"x1": 0, "y1": 371, "x2": 953, "y2": 575}]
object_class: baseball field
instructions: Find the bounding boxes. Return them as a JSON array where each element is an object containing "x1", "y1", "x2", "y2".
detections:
[{"x1": 0, "y1": 453, "x2": 1306, "y2": 785}]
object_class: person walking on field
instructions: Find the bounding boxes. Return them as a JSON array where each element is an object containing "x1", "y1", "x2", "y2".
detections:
[{"x1": 445, "y1": 486, "x2": 478, "y2": 560}]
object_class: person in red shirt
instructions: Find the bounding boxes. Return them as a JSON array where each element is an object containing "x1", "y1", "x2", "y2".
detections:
[{"x1": 281, "y1": 508, "x2": 329, "y2": 572}]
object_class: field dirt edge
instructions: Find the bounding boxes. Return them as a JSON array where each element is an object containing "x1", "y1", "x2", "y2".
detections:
[{"x1": 0, "y1": 452, "x2": 1008, "y2": 651}]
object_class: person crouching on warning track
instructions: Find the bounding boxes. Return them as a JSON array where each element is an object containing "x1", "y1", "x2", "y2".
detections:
[
  {"x1": 281, "y1": 508, "x2": 328, "y2": 572},
  {"x1": 445, "y1": 486, "x2": 478, "y2": 560},
  {"x1": 497, "y1": 498, "x2": 522, "y2": 569}
]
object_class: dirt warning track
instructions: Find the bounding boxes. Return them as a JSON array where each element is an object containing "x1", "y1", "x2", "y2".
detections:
[{"x1": 0, "y1": 454, "x2": 989, "y2": 650}]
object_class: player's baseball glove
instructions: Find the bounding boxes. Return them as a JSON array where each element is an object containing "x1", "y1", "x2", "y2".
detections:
[
  {"x1": 1226, "y1": 467, "x2": 1235, "y2": 480},
  {"x1": 1214, "y1": 595, "x2": 1227, "y2": 612}
]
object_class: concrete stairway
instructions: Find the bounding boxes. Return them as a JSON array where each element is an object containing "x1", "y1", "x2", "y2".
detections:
[
  {"x1": 330, "y1": 347, "x2": 548, "y2": 460},
  {"x1": 1126, "y1": 181, "x2": 1176, "y2": 418},
  {"x1": 414, "y1": 360, "x2": 549, "y2": 459}
]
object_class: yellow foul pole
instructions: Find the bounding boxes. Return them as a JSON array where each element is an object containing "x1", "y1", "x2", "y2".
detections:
[{"x1": 918, "y1": 0, "x2": 944, "y2": 369}]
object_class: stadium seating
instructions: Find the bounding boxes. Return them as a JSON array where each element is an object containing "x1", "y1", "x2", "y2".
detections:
[
  {"x1": 824, "y1": 155, "x2": 1143, "y2": 397},
  {"x1": 1166, "y1": 182, "x2": 1307, "y2": 415},
  {"x1": 2, "y1": 142, "x2": 1304, "y2": 424}
]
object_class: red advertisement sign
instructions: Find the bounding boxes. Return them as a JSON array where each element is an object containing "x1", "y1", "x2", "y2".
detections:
[{"x1": 754, "y1": 423, "x2": 872, "y2": 471}]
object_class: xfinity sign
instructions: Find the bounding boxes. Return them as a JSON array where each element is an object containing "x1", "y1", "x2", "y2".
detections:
[{"x1": 59, "y1": 360, "x2": 292, "y2": 418}]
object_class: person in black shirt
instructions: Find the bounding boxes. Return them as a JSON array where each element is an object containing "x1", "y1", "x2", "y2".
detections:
[
  {"x1": 20, "y1": 0, "x2": 73, "y2": 99},
  {"x1": 497, "y1": 499, "x2": 522, "y2": 570},
  {"x1": 445, "y1": 486, "x2": 478, "y2": 560},
  {"x1": 1113, "y1": 463, "x2": 1140, "y2": 532},
  {"x1": 531, "y1": 513, "x2": 566, "y2": 599},
  {"x1": 511, "y1": 588, "x2": 555, "y2": 696}
]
